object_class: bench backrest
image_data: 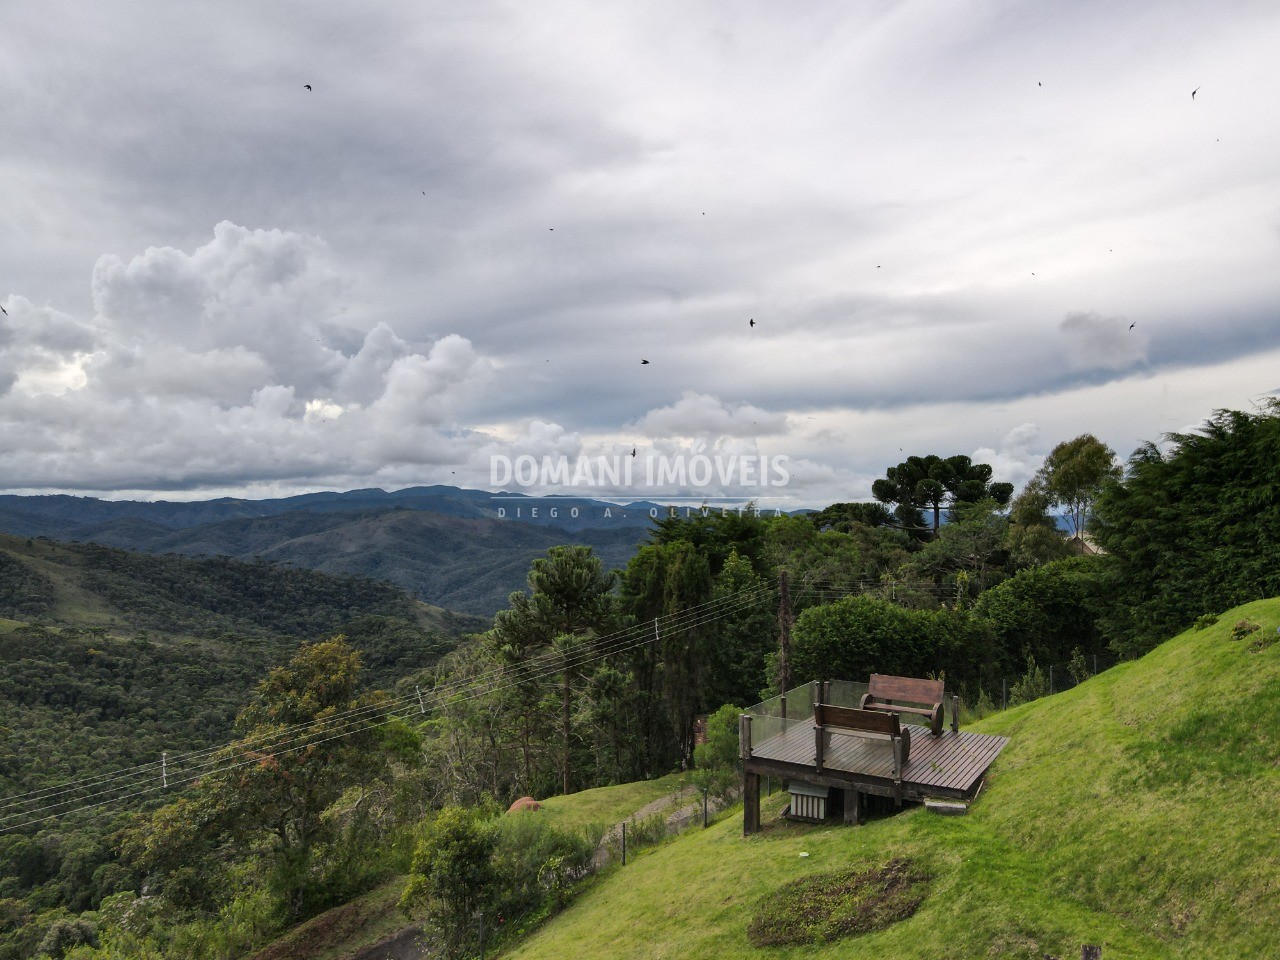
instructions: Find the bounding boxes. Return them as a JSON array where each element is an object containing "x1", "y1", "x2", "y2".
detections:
[
  {"x1": 813, "y1": 703, "x2": 900, "y2": 737},
  {"x1": 867, "y1": 673, "x2": 943, "y2": 705}
]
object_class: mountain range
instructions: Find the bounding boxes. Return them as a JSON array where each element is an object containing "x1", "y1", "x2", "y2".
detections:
[{"x1": 0, "y1": 486, "x2": 702, "y2": 615}]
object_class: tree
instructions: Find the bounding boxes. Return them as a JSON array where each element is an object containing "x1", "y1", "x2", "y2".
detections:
[
  {"x1": 872, "y1": 455, "x2": 1014, "y2": 538},
  {"x1": 808, "y1": 502, "x2": 894, "y2": 532},
  {"x1": 125, "y1": 638, "x2": 401, "y2": 919},
  {"x1": 1005, "y1": 476, "x2": 1071, "y2": 569},
  {"x1": 1092, "y1": 403, "x2": 1280, "y2": 655},
  {"x1": 1037, "y1": 434, "x2": 1121, "y2": 539},
  {"x1": 399, "y1": 806, "x2": 497, "y2": 960},
  {"x1": 491, "y1": 546, "x2": 617, "y2": 795}
]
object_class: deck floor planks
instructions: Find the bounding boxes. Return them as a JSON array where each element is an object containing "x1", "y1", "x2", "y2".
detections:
[{"x1": 750, "y1": 722, "x2": 1008, "y2": 799}]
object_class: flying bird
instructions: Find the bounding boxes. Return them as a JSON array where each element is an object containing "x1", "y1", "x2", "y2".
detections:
[
  {"x1": 641, "y1": 359, "x2": 649, "y2": 365},
  {"x1": 1191, "y1": 86, "x2": 1200, "y2": 100},
  {"x1": 1038, "y1": 81, "x2": 1042, "y2": 87},
  {"x1": 304, "y1": 84, "x2": 312, "y2": 91},
  {"x1": 631, "y1": 447, "x2": 637, "y2": 457},
  {"x1": 1129, "y1": 322, "x2": 1136, "y2": 331},
  {"x1": 0, "y1": 305, "x2": 6, "y2": 316},
  {"x1": 749, "y1": 318, "x2": 755, "y2": 327}
]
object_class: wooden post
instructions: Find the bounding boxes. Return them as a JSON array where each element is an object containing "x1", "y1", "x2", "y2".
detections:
[
  {"x1": 821, "y1": 680, "x2": 830, "y2": 705},
  {"x1": 951, "y1": 694, "x2": 960, "y2": 733},
  {"x1": 812, "y1": 679, "x2": 820, "y2": 709},
  {"x1": 777, "y1": 571, "x2": 793, "y2": 693},
  {"x1": 814, "y1": 723, "x2": 824, "y2": 772},
  {"x1": 621, "y1": 821, "x2": 626, "y2": 864},
  {"x1": 739, "y1": 714, "x2": 753, "y2": 759},
  {"x1": 892, "y1": 736, "x2": 903, "y2": 806},
  {"x1": 780, "y1": 693, "x2": 787, "y2": 721},
  {"x1": 844, "y1": 787, "x2": 861, "y2": 825},
  {"x1": 743, "y1": 772, "x2": 761, "y2": 835}
]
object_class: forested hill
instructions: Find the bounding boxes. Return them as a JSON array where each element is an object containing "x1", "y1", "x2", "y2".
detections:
[
  {"x1": 0, "y1": 487, "x2": 657, "y2": 615},
  {"x1": 0, "y1": 533, "x2": 487, "y2": 642}
]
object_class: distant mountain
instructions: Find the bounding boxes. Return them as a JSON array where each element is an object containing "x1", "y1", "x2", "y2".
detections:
[
  {"x1": 0, "y1": 485, "x2": 669, "y2": 532},
  {"x1": 0, "y1": 486, "x2": 680, "y2": 615}
]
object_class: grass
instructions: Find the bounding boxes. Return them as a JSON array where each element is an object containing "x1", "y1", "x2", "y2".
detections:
[
  {"x1": 536, "y1": 773, "x2": 690, "y2": 833},
  {"x1": 502, "y1": 597, "x2": 1280, "y2": 960}
]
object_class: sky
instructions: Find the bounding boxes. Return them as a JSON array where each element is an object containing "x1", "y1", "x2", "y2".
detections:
[{"x1": 2, "y1": 0, "x2": 1279, "y2": 508}]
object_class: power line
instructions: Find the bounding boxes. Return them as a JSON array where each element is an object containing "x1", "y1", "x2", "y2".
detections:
[
  {"x1": 1, "y1": 586, "x2": 773, "y2": 833},
  {"x1": 0, "y1": 587, "x2": 764, "y2": 817}
]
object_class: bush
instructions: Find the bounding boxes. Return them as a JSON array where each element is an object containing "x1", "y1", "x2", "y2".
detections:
[
  {"x1": 790, "y1": 596, "x2": 995, "y2": 692},
  {"x1": 1008, "y1": 657, "x2": 1048, "y2": 706},
  {"x1": 401, "y1": 805, "x2": 599, "y2": 958},
  {"x1": 36, "y1": 917, "x2": 98, "y2": 959},
  {"x1": 972, "y1": 556, "x2": 1108, "y2": 674}
]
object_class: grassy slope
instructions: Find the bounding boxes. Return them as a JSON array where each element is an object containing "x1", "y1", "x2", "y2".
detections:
[
  {"x1": 536, "y1": 773, "x2": 689, "y2": 832},
  {"x1": 505, "y1": 599, "x2": 1280, "y2": 960}
]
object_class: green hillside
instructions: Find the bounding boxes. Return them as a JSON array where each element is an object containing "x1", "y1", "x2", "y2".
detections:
[
  {"x1": 0, "y1": 533, "x2": 485, "y2": 640},
  {"x1": 500, "y1": 599, "x2": 1280, "y2": 960}
]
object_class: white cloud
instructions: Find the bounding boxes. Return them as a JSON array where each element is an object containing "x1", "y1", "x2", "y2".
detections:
[{"x1": 632, "y1": 391, "x2": 788, "y2": 438}]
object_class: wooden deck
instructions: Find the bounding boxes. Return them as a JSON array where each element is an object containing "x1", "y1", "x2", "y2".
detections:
[{"x1": 740, "y1": 721, "x2": 1008, "y2": 832}]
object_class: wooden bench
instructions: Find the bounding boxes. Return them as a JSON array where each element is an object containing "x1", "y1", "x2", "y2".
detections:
[
  {"x1": 813, "y1": 703, "x2": 910, "y2": 805},
  {"x1": 859, "y1": 674, "x2": 945, "y2": 736}
]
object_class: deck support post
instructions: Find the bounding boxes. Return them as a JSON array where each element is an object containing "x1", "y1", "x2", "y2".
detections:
[
  {"x1": 743, "y1": 771, "x2": 761, "y2": 835},
  {"x1": 892, "y1": 736, "x2": 904, "y2": 807},
  {"x1": 814, "y1": 724, "x2": 824, "y2": 773},
  {"x1": 951, "y1": 694, "x2": 960, "y2": 733},
  {"x1": 844, "y1": 787, "x2": 861, "y2": 825},
  {"x1": 739, "y1": 714, "x2": 753, "y2": 760}
]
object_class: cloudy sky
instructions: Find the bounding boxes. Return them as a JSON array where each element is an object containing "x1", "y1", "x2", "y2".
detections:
[{"x1": 3, "y1": 0, "x2": 1278, "y2": 507}]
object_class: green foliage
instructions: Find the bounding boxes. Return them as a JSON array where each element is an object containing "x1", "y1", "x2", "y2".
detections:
[
  {"x1": 1007, "y1": 656, "x2": 1048, "y2": 706},
  {"x1": 1092, "y1": 402, "x2": 1280, "y2": 655},
  {"x1": 971, "y1": 556, "x2": 1109, "y2": 673},
  {"x1": 872, "y1": 454, "x2": 1014, "y2": 539},
  {"x1": 125, "y1": 639, "x2": 398, "y2": 923},
  {"x1": 1037, "y1": 433, "x2": 1121, "y2": 539},
  {"x1": 901, "y1": 499, "x2": 1010, "y2": 598},
  {"x1": 790, "y1": 595, "x2": 995, "y2": 691},
  {"x1": 401, "y1": 806, "x2": 595, "y2": 960},
  {"x1": 691, "y1": 704, "x2": 742, "y2": 802},
  {"x1": 0, "y1": 553, "x2": 54, "y2": 620},
  {"x1": 35, "y1": 916, "x2": 98, "y2": 959},
  {"x1": 808, "y1": 502, "x2": 894, "y2": 532}
]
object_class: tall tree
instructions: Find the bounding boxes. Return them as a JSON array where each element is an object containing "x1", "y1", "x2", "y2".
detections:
[
  {"x1": 1037, "y1": 434, "x2": 1122, "y2": 539},
  {"x1": 124, "y1": 639, "x2": 404, "y2": 919},
  {"x1": 490, "y1": 546, "x2": 617, "y2": 795},
  {"x1": 873, "y1": 454, "x2": 1014, "y2": 538}
]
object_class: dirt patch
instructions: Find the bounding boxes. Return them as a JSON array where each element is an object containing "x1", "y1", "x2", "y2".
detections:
[{"x1": 747, "y1": 857, "x2": 929, "y2": 947}]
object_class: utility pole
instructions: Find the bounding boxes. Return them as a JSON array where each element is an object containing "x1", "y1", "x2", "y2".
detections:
[{"x1": 777, "y1": 570, "x2": 793, "y2": 694}]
